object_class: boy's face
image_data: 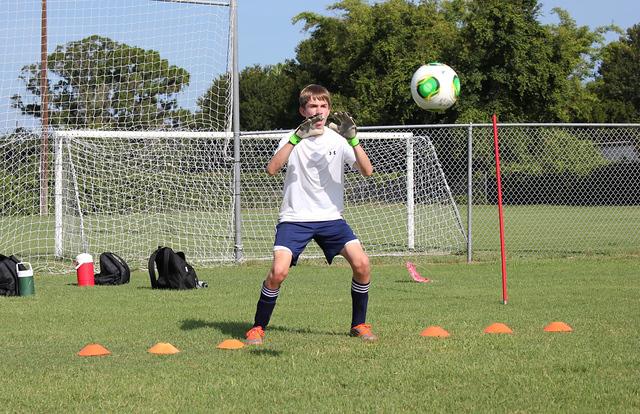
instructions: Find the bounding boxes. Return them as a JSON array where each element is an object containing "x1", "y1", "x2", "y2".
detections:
[{"x1": 299, "y1": 96, "x2": 330, "y2": 129}]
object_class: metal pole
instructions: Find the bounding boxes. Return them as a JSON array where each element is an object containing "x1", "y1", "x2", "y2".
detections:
[
  {"x1": 467, "y1": 123, "x2": 473, "y2": 263},
  {"x1": 231, "y1": 0, "x2": 243, "y2": 262},
  {"x1": 54, "y1": 133, "x2": 63, "y2": 258},
  {"x1": 40, "y1": 0, "x2": 49, "y2": 215}
]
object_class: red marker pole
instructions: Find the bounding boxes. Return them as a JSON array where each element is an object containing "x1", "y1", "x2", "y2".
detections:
[{"x1": 492, "y1": 114, "x2": 508, "y2": 304}]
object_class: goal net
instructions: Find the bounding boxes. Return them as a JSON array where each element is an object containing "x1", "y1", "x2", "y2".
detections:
[
  {"x1": 3, "y1": 129, "x2": 466, "y2": 271},
  {"x1": 239, "y1": 131, "x2": 467, "y2": 261},
  {"x1": 53, "y1": 130, "x2": 235, "y2": 269},
  {"x1": 0, "y1": 0, "x2": 235, "y2": 271}
]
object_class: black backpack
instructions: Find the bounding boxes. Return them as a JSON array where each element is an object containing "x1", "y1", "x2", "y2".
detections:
[
  {"x1": 0, "y1": 254, "x2": 21, "y2": 296},
  {"x1": 94, "y1": 252, "x2": 130, "y2": 285},
  {"x1": 148, "y1": 246, "x2": 207, "y2": 290}
]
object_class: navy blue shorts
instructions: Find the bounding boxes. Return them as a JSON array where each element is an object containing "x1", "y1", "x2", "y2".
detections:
[{"x1": 274, "y1": 219, "x2": 359, "y2": 266}]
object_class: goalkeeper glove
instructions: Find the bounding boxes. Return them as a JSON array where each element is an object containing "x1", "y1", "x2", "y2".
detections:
[
  {"x1": 289, "y1": 114, "x2": 324, "y2": 145},
  {"x1": 328, "y1": 111, "x2": 359, "y2": 147}
]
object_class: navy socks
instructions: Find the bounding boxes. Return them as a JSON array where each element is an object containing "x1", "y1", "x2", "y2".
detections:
[
  {"x1": 253, "y1": 282, "x2": 280, "y2": 328},
  {"x1": 351, "y1": 279, "x2": 370, "y2": 327}
]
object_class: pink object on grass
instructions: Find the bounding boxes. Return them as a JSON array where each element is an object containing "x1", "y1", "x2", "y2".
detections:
[{"x1": 406, "y1": 262, "x2": 430, "y2": 283}]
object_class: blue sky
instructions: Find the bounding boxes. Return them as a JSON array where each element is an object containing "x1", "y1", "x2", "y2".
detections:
[{"x1": 1, "y1": 1, "x2": 638, "y2": 132}]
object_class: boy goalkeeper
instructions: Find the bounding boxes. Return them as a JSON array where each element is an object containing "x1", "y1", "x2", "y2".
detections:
[{"x1": 245, "y1": 84, "x2": 377, "y2": 344}]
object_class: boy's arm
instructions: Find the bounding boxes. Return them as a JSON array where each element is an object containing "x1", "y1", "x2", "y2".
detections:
[
  {"x1": 266, "y1": 142, "x2": 295, "y2": 176},
  {"x1": 353, "y1": 144, "x2": 373, "y2": 177}
]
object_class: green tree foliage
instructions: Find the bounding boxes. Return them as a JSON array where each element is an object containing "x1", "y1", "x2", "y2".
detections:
[
  {"x1": 280, "y1": 0, "x2": 620, "y2": 125},
  {"x1": 11, "y1": 35, "x2": 191, "y2": 130},
  {"x1": 590, "y1": 24, "x2": 640, "y2": 123},
  {"x1": 496, "y1": 129, "x2": 607, "y2": 176},
  {"x1": 454, "y1": 1, "x2": 605, "y2": 122},
  {"x1": 195, "y1": 62, "x2": 300, "y2": 131},
  {"x1": 238, "y1": 63, "x2": 301, "y2": 131},
  {"x1": 193, "y1": 74, "x2": 231, "y2": 131},
  {"x1": 293, "y1": 0, "x2": 460, "y2": 125}
]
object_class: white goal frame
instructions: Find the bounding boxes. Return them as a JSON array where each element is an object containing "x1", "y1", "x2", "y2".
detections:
[{"x1": 48, "y1": 129, "x2": 466, "y2": 269}]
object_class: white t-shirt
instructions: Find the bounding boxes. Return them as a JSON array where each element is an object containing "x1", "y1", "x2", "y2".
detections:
[{"x1": 276, "y1": 128, "x2": 357, "y2": 222}]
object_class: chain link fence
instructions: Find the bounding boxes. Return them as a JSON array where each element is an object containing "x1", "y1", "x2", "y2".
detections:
[
  {"x1": 1, "y1": 123, "x2": 638, "y2": 272},
  {"x1": 358, "y1": 123, "x2": 640, "y2": 260}
]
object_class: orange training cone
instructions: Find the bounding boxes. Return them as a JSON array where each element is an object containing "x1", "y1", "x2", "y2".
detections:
[
  {"x1": 420, "y1": 326, "x2": 450, "y2": 338},
  {"x1": 77, "y1": 343, "x2": 111, "y2": 357},
  {"x1": 484, "y1": 322, "x2": 513, "y2": 334},
  {"x1": 217, "y1": 339, "x2": 245, "y2": 350},
  {"x1": 148, "y1": 342, "x2": 180, "y2": 355},
  {"x1": 544, "y1": 321, "x2": 573, "y2": 332}
]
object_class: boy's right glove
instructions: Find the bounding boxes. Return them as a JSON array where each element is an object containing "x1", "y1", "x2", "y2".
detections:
[{"x1": 289, "y1": 114, "x2": 324, "y2": 145}]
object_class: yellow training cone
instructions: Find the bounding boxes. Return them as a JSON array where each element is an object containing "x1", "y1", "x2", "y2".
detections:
[
  {"x1": 544, "y1": 321, "x2": 573, "y2": 332},
  {"x1": 148, "y1": 342, "x2": 180, "y2": 355},
  {"x1": 420, "y1": 326, "x2": 450, "y2": 338},
  {"x1": 483, "y1": 322, "x2": 513, "y2": 334},
  {"x1": 77, "y1": 343, "x2": 111, "y2": 357},
  {"x1": 217, "y1": 339, "x2": 245, "y2": 350}
]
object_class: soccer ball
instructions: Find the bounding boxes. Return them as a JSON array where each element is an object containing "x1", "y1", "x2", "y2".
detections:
[{"x1": 410, "y1": 62, "x2": 460, "y2": 111}]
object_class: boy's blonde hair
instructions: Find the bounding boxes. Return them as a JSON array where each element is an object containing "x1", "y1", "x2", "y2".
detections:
[{"x1": 299, "y1": 84, "x2": 331, "y2": 108}]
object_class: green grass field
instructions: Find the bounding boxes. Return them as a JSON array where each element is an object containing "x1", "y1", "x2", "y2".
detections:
[{"x1": 2, "y1": 256, "x2": 639, "y2": 412}]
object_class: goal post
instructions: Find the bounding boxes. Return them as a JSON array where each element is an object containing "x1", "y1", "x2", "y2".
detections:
[{"x1": 4, "y1": 127, "x2": 465, "y2": 271}]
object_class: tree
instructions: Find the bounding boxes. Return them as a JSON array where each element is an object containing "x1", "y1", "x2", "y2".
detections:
[
  {"x1": 238, "y1": 63, "x2": 300, "y2": 131},
  {"x1": 193, "y1": 74, "x2": 231, "y2": 131},
  {"x1": 590, "y1": 24, "x2": 640, "y2": 123},
  {"x1": 293, "y1": 0, "x2": 460, "y2": 125},
  {"x1": 0, "y1": 128, "x2": 41, "y2": 215},
  {"x1": 453, "y1": 0, "x2": 605, "y2": 122},
  {"x1": 196, "y1": 63, "x2": 300, "y2": 131},
  {"x1": 12, "y1": 35, "x2": 191, "y2": 130}
]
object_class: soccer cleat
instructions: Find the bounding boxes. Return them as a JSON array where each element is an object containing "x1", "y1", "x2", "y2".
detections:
[
  {"x1": 245, "y1": 326, "x2": 265, "y2": 345},
  {"x1": 350, "y1": 323, "x2": 378, "y2": 342}
]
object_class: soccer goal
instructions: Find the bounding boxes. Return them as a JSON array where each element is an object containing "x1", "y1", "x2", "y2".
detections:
[
  {"x1": 51, "y1": 129, "x2": 236, "y2": 269},
  {"x1": 3, "y1": 128, "x2": 466, "y2": 271}
]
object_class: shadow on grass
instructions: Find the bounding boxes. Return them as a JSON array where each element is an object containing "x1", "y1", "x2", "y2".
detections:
[
  {"x1": 180, "y1": 319, "x2": 344, "y2": 338},
  {"x1": 180, "y1": 319, "x2": 250, "y2": 337},
  {"x1": 394, "y1": 279, "x2": 437, "y2": 284}
]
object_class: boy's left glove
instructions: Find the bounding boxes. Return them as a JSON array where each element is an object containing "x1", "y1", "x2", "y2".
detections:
[{"x1": 328, "y1": 112, "x2": 359, "y2": 147}]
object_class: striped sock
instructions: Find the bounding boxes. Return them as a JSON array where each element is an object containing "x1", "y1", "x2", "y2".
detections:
[
  {"x1": 253, "y1": 282, "x2": 280, "y2": 328},
  {"x1": 351, "y1": 279, "x2": 370, "y2": 327}
]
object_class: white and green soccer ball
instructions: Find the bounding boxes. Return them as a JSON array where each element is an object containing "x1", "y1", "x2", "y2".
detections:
[{"x1": 410, "y1": 62, "x2": 460, "y2": 111}]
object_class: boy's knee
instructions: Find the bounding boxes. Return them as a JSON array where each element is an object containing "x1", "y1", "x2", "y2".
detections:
[
  {"x1": 351, "y1": 255, "x2": 370, "y2": 279},
  {"x1": 266, "y1": 266, "x2": 289, "y2": 288}
]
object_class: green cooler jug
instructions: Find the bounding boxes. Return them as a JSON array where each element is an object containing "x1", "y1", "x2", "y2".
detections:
[{"x1": 17, "y1": 262, "x2": 35, "y2": 296}]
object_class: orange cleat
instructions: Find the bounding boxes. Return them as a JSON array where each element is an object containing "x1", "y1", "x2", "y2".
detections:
[
  {"x1": 245, "y1": 326, "x2": 265, "y2": 345},
  {"x1": 350, "y1": 323, "x2": 378, "y2": 342}
]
